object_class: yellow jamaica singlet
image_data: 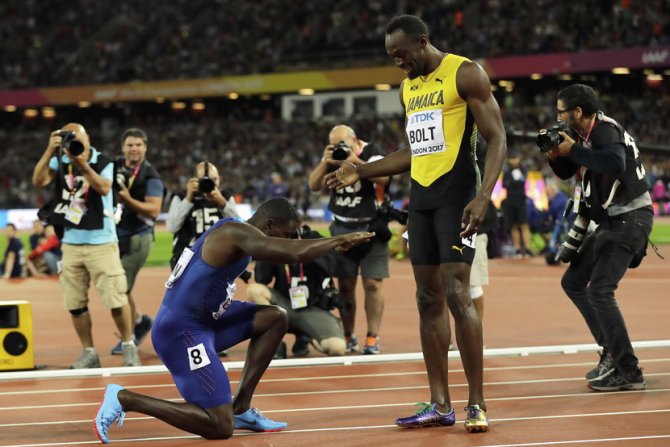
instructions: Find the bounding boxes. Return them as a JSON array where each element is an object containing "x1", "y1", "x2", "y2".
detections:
[{"x1": 402, "y1": 53, "x2": 478, "y2": 210}]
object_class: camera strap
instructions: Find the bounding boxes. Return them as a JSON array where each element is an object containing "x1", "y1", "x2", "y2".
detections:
[
  {"x1": 284, "y1": 263, "x2": 304, "y2": 286},
  {"x1": 583, "y1": 116, "x2": 596, "y2": 143},
  {"x1": 126, "y1": 163, "x2": 142, "y2": 189}
]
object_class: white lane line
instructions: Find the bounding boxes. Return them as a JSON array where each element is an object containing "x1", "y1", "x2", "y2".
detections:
[
  {"x1": 2, "y1": 385, "x2": 670, "y2": 418},
  {"x1": 2, "y1": 357, "x2": 669, "y2": 397},
  {"x1": 3, "y1": 403, "x2": 670, "y2": 429},
  {"x1": 2, "y1": 427, "x2": 670, "y2": 447}
]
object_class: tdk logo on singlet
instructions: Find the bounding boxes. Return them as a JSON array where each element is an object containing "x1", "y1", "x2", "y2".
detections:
[{"x1": 409, "y1": 111, "x2": 435, "y2": 124}]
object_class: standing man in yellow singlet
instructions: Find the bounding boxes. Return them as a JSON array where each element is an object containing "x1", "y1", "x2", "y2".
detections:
[{"x1": 327, "y1": 15, "x2": 506, "y2": 432}]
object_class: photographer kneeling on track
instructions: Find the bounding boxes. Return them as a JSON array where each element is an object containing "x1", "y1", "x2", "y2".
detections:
[
  {"x1": 539, "y1": 83, "x2": 659, "y2": 392},
  {"x1": 247, "y1": 223, "x2": 346, "y2": 358}
]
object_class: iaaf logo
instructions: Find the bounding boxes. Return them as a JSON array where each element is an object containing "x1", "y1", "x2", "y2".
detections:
[
  {"x1": 641, "y1": 50, "x2": 668, "y2": 64},
  {"x1": 409, "y1": 111, "x2": 435, "y2": 124}
]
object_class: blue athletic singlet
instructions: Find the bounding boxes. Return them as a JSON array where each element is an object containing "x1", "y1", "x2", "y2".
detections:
[{"x1": 151, "y1": 217, "x2": 258, "y2": 409}]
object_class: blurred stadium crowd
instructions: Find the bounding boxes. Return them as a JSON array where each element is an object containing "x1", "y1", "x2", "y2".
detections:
[
  {"x1": 1, "y1": 0, "x2": 669, "y2": 211},
  {"x1": 2, "y1": 0, "x2": 668, "y2": 88}
]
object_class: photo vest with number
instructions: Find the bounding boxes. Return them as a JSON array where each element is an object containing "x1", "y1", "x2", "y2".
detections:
[
  {"x1": 579, "y1": 112, "x2": 651, "y2": 223},
  {"x1": 402, "y1": 54, "x2": 478, "y2": 210},
  {"x1": 171, "y1": 189, "x2": 233, "y2": 260},
  {"x1": 49, "y1": 149, "x2": 111, "y2": 230},
  {"x1": 116, "y1": 158, "x2": 162, "y2": 232},
  {"x1": 328, "y1": 142, "x2": 385, "y2": 220}
]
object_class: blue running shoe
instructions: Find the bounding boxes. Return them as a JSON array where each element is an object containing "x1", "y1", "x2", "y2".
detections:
[
  {"x1": 110, "y1": 340, "x2": 125, "y2": 356},
  {"x1": 464, "y1": 404, "x2": 490, "y2": 433},
  {"x1": 363, "y1": 335, "x2": 381, "y2": 355},
  {"x1": 234, "y1": 408, "x2": 287, "y2": 432},
  {"x1": 94, "y1": 384, "x2": 126, "y2": 444},
  {"x1": 345, "y1": 334, "x2": 359, "y2": 353},
  {"x1": 133, "y1": 315, "x2": 153, "y2": 345},
  {"x1": 395, "y1": 403, "x2": 456, "y2": 428}
]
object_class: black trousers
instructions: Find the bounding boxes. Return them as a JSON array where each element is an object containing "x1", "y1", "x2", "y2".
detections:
[{"x1": 560, "y1": 206, "x2": 653, "y2": 373}]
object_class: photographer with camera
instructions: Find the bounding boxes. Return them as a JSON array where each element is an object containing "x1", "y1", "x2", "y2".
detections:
[
  {"x1": 246, "y1": 224, "x2": 346, "y2": 358},
  {"x1": 32, "y1": 123, "x2": 139, "y2": 368},
  {"x1": 308, "y1": 124, "x2": 390, "y2": 355},
  {"x1": 167, "y1": 161, "x2": 241, "y2": 269},
  {"x1": 110, "y1": 128, "x2": 165, "y2": 356},
  {"x1": 541, "y1": 84, "x2": 654, "y2": 391}
]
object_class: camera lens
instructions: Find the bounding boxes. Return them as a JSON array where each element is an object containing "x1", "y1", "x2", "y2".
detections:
[
  {"x1": 198, "y1": 177, "x2": 215, "y2": 193},
  {"x1": 331, "y1": 142, "x2": 350, "y2": 161},
  {"x1": 68, "y1": 140, "x2": 85, "y2": 156}
]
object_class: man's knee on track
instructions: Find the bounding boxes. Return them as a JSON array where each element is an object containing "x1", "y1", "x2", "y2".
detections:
[
  {"x1": 313, "y1": 337, "x2": 346, "y2": 356},
  {"x1": 202, "y1": 423, "x2": 234, "y2": 440}
]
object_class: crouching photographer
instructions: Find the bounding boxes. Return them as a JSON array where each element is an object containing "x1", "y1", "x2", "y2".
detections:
[
  {"x1": 540, "y1": 84, "x2": 654, "y2": 392},
  {"x1": 247, "y1": 224, "x2": 346, "y2": 358}
]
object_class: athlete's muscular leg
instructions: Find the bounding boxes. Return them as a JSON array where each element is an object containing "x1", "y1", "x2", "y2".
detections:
[
  {"x1": 441, "y1": 262, "x2": 486, "y2": 410},
  {"x1": 413, "y1": 264, "x2": 453, "y2": 413},
  {"x1": 233, "y1": 305, "x2": 288, "y2": 413},
  {"x1": 337, "y1": 276, "x2": 358, "y2": 335},
  {"x1": 118, "y1": 391, "x2": 235, "y2": 439},
  {"x1": 362, "y1": 277, "x2": 384, "y2": 335}
]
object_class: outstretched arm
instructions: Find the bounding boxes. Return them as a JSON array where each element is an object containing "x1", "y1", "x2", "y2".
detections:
[{"x1": 201, "y1": 222, "x2": 373, "y2": 267}]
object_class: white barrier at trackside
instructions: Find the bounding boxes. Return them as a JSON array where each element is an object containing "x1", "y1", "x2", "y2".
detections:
[{"x1": 1, "y1": 339, "x2": 669, "y2": 382}]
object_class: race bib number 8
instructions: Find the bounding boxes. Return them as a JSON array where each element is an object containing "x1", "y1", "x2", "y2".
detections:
[
  {"x1": 187, "y1": 343, "x2": 211, "y2": 371},
  {"x1": 406, "y1": 109, "x2": 446, "y2": 157}
]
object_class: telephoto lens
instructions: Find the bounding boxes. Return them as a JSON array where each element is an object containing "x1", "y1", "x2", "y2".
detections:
[{"x1": 555, "y1": 215, "x2": 589, "y2": 263}]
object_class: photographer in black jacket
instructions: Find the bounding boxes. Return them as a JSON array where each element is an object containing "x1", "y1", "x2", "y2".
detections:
[
  {"x1": 112, "y1": 128, "x2": 165, "y2": 355},
  {"x1": 308, "y1": 124, "x2": 390, "y2": 355},
  {"x1": 247, "y1": 224, "x2": 346, "y2": 358},
  {"x1": 544, "y1": 84, "x2": 653, "y2": 392}
]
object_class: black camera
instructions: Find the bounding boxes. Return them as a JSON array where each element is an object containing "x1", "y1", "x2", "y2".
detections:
[
  {"x1": 198, "y1": 177, "x2": 215, "y2": 194},
  {"x1": 312, "y1": 286, "x2": 349, "y2": 315},
  {"x1": 198, "y1": 161, "x2": 215, "y2": 194},
  {"x1": 377, "y1": 200, "x2": 409, "y2": 225},
  {"x1": 332, "y1": 141, "x2": 351, "y2": 161},
  {"x1": 536, "y1": 121, "x2": 569, "y2": 153},
  {"x1": 58, "y1": 130, "x2": 84, "y2": 157}
]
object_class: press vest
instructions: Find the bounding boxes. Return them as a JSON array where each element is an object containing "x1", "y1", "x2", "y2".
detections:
[
  {"x1": 116, "y1": 158, "x2": 163, "y2": 233},
  {"x1": 49, "y1": 150, "x2": 111, "y2": 230},
  {"x1": 171, "y1": 190, "x2": 232, "y2": 260},
  {"x1": 580, "y1": 112, "x2": 651, "y2": 223},
  {"x1": 328, "y1": 142, "x2": 385, "y2": 220}
]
